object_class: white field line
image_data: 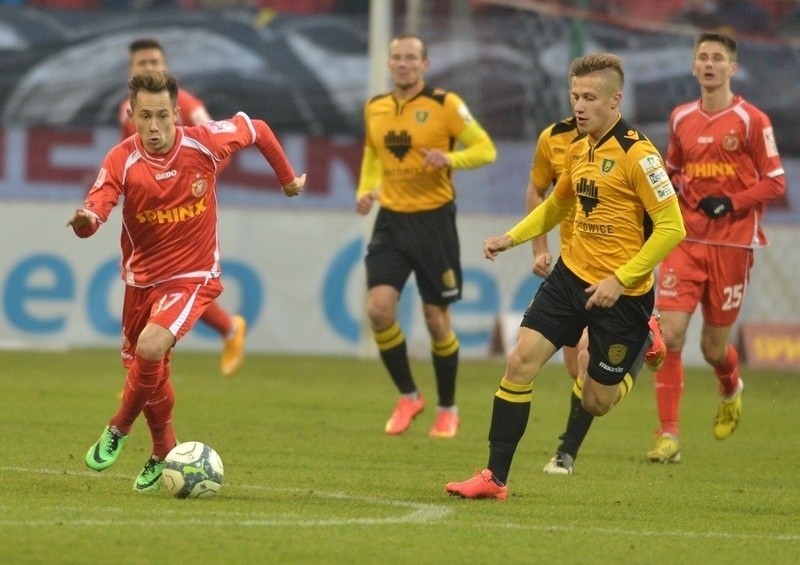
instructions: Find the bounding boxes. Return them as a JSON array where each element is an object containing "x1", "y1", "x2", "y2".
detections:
[
  {"x1": 488, "y1": 521, "x2": 800, "y2": 542},
  {"x1": 2, "y1": 466, "x2": 800, "y2": 542},
  {"x1": 0, "y1": 466, "x2": 451, "y2": 527}
]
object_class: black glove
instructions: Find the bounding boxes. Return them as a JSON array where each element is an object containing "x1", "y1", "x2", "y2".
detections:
[{"x1": 698, "y1": 196, "x2": 733, "y2": 219}]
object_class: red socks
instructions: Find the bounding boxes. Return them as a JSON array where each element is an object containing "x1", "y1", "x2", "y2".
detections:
[
  {"x1": 653, "y1": 350, "x2": 684, "y2": 437},
  {"x1": 142, "y1": 372, "x2": 177, "y2": 461},
  {"x1": 714, "y1": 344, "x2": 740, "y2": 398},
  {"x1": 654, "y1": 344, "x2": 740, "y2": 436},
  {"x1": 200, "y1": 301, "x2": 233, "y2": 336},
  {"x1": 111, "y1": 354, "x2": 164, "y2": 434}
]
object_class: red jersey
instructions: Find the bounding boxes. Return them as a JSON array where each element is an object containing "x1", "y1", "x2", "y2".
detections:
[
  {"x1": 118, "y1": 89, "x2": 208, "y2": 140},
  {"x1": 75, "y1": 112, "x2": 295, "y2": 287},
  {"x1": 666, "y1": 95, "x2": 785, "y2": 248}
]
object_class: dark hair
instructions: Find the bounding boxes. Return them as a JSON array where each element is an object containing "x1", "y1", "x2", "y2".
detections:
[
  {"x1": 128, "y1": 71, "x2": 179, "y2": 109},
  {"x1": 390, "y1": 33, "x2": 427, "y2": 60},
  {"x1": 129, "y1": 38, "x2": 164, "y2": 57},
  {"x1": 569, "y1": 53, "x2": 625, "y2": 90},
  {"x1": 695, "y1": 32, "x2": 737, "y2": 62}
]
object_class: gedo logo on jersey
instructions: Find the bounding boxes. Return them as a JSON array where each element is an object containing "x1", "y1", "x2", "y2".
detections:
[
  {"x1": 155, "y1": 170, "x2": 177, "y2": 181},
  {"x1": 135, "y1": 199, "x2": 208, "y2": 224}
]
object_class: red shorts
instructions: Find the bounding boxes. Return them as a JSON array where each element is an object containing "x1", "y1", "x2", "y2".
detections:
[
  {"x1": 120, "y1": 277, "x2": 223, "y2": 367},
  {"x1": 655, "y1": 241, "x2": 753, "y2": 327}
]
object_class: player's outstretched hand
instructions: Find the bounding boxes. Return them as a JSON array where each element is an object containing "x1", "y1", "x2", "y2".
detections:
[
  {"x1": 483, "y1": 235, "x2": 513, "y2": 261},
  {"x1": 66, "y1": 209, "x2": 97, "y2": 229},
  {"x1": 281, "y1": 173, "x2": 306, "y2": 197}
]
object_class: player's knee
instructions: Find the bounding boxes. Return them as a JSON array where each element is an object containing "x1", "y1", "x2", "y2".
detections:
[
  {"x1": 700, "y1": 346, "x2": 726, "y2": 366},
  {"x1": 135, "y1": 336, "x2": 170, "y2": 361},
  {"x1": 699, "y1": 339, "x2": 727, "y2": 365},
  {"x1": 661, "y1": 324, "x2": 686, "y2": 351},
  {"x1": 505, "y1": 350, "x2": 540, "y2": 385},
  {"x1": 366, "y1": 302, "x2": 394, "y2": 328}
]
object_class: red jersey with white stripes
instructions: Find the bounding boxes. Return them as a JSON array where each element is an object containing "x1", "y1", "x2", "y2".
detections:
[
  {"x1": 118, "y1": 89, "x2": 207, "y2": 140},
  {"x1": 666, "y1": 95, "x2": 785, "y2": 248},
  {"x1": 77, "y1": 112, "x2": 295, "y2": 287}
]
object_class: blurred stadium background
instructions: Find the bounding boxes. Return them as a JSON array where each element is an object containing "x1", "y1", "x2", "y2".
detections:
[{"x1": 0, "y1": 0, "x2": 797, "y2": 368}]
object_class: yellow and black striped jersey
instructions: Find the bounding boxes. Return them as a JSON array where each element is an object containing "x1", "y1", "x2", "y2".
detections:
[{"x1": 357, "y1": 84, "x2": 495, "y2": 212}]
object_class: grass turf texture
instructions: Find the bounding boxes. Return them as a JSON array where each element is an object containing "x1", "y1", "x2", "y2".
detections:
[{"x1": 1, "y1": 348, "x2": 797, "y2": 563}]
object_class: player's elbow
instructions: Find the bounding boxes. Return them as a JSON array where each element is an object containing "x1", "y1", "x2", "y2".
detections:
[
  {"x1": 771, "y1": 174, "x2": 787, "y2": 198},
  {"x1": 473, "y1": 134, "x2": 497, "y2": 165},
  {"x1": 485, "y1": 142, "x2": 498, "y2": 164},
  {"x1": 675, "y1": 221, "x2": 687, "y2": 242},
  {"x1": 664, "y1": 224, "x2": 686, "y2": 252}
]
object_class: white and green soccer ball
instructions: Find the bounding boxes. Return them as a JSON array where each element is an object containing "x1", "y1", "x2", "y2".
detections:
[{"x1": 163, "y1": 441, "x2": 224, "y2": 499}]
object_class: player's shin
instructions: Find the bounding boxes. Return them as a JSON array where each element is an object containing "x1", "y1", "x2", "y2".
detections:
[
  {"x1": 486, "y1": 378, "x2": 532, "y2": 485},
  {"x1": 556, "y1": 378, "x2": 595, "y2": 459},
  {"x1": 654, "y1": 351, "x2": 684, "y2": 436},
  {"x1": 142, "y1": 374, "x2": 177, "y2": 461},
  {"x1": 111, "y1": 354, "x2": 164, "y2": 434},
  {"x1": 375, "y1": 322, "x2": 417, "y2": 393},
  {"x1": 432, "y1": 332, "x2": 459, "y2": 406}
]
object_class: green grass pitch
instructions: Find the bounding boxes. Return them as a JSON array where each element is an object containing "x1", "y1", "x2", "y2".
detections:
[{"x1": 1, "y1": 348, "x2": 797, "y2": 563}]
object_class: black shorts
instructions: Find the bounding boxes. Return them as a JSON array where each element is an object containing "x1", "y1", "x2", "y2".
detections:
[
  {"x1": 521, "y1": 258, "x2": 653, "y2": 385},
  {"x1": 365, "y1": 202, "x2": 461, "y2": 305}
]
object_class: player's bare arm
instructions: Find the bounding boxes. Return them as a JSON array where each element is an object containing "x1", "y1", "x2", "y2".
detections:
[{"x1": 483, "y1": 234, "x2": 514, "y2": 261}]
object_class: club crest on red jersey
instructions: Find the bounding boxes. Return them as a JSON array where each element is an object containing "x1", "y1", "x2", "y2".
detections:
[
  {"x1": 722, "y1": 134, "x2": 739, "y2": 151},
  {"x1": 191, "y1": 178, "x2": 208, "y2": 197}
]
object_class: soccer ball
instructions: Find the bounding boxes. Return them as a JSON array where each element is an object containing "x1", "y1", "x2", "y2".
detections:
[{"x1": 162, "y1": 441, "x2": 224, "y2": 499}]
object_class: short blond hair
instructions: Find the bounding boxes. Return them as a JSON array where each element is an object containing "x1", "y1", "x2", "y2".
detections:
[{"x1": 569, "y1": 53, "x2": 624, "y2": 90}]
